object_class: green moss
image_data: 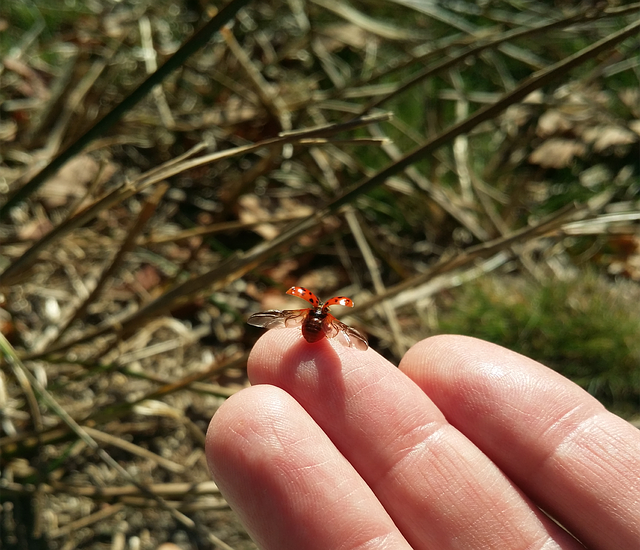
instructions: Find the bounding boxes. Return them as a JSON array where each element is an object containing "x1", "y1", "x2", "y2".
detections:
[{"x1": 438, "y1": 272, "x2": 640, "y2": 414}]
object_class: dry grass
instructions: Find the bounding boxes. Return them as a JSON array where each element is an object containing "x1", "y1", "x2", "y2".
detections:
[{"x1": 1, "y1": 0, "x2": 639, "y2": 548}]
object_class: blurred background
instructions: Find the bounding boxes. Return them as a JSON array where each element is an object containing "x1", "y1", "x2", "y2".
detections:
[{"x1": 1, "y1": 0, "x2": 639, "y2": 548}]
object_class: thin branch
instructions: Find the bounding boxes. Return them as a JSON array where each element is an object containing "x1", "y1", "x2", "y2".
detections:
[{"x1": 0, "y1": 0, "x2": 252, "y2": 218}]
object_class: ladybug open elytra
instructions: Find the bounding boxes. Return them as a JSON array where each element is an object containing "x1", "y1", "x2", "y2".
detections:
[{"x1": 247, "y1": 286, "x2": 368, "y2": 351}]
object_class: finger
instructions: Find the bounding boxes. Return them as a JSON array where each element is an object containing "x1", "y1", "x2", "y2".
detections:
[
  {"x1": 206, "y1": 384, "x2": 412, "y2": 550},
  {"x1": 248, "y1": 329, "x2": 582, "y2": 550},
  {"x1": 400, "y1": 335, "x2": 640, "y2": 550}
]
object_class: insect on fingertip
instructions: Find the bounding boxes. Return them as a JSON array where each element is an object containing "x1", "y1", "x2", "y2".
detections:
[{"x1": 248, "y1": 287, "x2": 368, "y2": 350}]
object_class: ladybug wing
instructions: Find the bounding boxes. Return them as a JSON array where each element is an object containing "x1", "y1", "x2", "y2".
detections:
[
  {"x1": 323, "y1": 315, "x2": 369, "y2": 351},
  {"x1": 286, "y1": 286, "x2": 321, "y2": 307},
  {"x1": 323, "y1": 296, "x2": 354, "y2": 308},
  {"x1": 248, "y1": 309, "x2": 308, "y2": 329},
  {"x1": 336, "y1": 325, "x2": 369, "y2": 351},
  {"x1": 321, "y1": 314, "x2": 341, "y2": 338}
]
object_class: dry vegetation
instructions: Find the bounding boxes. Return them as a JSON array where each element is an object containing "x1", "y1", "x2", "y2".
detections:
[{"x1": 1, "y1": 0, "x2": 639, "y2": 548}]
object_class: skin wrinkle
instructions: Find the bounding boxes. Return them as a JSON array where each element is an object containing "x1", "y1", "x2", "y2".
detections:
[
  {"x1": 284, "y1": 455, "x2": 344, "y2": 502},
  {"x1": 213, "y1": 390, "x2": 329, "y2": 488},
  {"x1": 248, "y1": 417, "x2": 315, "y2": 475},
  {"x1": 346, "y1": 369, "x2": 393, "y2": 401},
  {"x1": 537, "y1": 403, "x2": 601, "y2": 459},
  {"x1": 286, "y1": 462, "x2": 406, "y2": 550},
  {"x1": 549, "y1": 411, "x2": 640, "y2": 522},
  {"x1": 224, "y1": 388, "x2": 291, "y2": 443},
  {"x1": 455, "y1": 494, "x2": 558, "y2": 550},
  {"x1": 222, "y1": 401, "x2": 311, "y2": 485},
  {"x1": 303, "y1": 482, "x2": 359, "y2": 533},
  {"x1": 343, "y1": 369, "x2": 426, "y2": 445},
  {"x1": 347, "y1": 531, "x2": 407, "y2": 550},
  {"x1": 350, "y1": 394, "x2": 445, "y2": 489},
  {"x1": 421, "y1": 342, "x2": 604, "y2": 469},
  {"x1": 408, "y1": 438, "x2": 534, "y2": 549},
  {"x1": 451, "y1": 505, "x2": 507, "y2": 550},
  {"x1": 337, "y1": 346, "x2": 401, "y2": 414},
  {"x1": 425, "y1": 356, "x2": 527, "y2": 437},
  {"x1": 324, "y1": 485, "x2": 400, "y2": 550},
  {"x1": 289, "y1": 456, "x2": 333, "y2": 474},
  {"x1": 373, "y1": 413, "x2": 552, "y2": 550},
  {"x1": 226, "y1": 424, "x2": 255, "y2": 447},
  {"x1": 387, "y1": 424, "x2": 453, "y2": 492},
  {"x1": 556, "y1": 411, "x2": 625, "y2": 464},
  {"x1": 294, "y1": 341, "x2": 449, "y2": 482},
  {"x1": 386, "y1": 413, "x2": 498, "y2": 505},
  {"x1": 470, "y1": 360, "x2": 541, "y2": 417},
  {"x1": 501, "y1": 402, "x2": 595, "y2": 494},
  {"x1": 262, "y1": 428, "x2": 349, "y2": 503},
  {"x1": 253, "y1": 437, "x2": 320, "y2": 497},
  {"x1": 381, "y1": 425, "x2": 452, "y2": 510},
  {"x1": 474, "y1": 363, "x2": 639, "y2": 539}
]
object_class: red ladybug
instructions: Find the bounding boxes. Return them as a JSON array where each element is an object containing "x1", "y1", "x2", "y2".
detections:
[{"x1": 247, "y1": 286, "x2": 368, "y2": 351}]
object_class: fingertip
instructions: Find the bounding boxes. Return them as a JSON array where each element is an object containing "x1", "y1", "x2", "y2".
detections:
[
  {"x1": 401, "y1": 334, "x2": 513, "y2": 377},
  {"x1": 400, "y1": 334, "x2": 591, "y2": 411},
  {"x1": 205, "y1": 384, "x2": 312, "y2": 514},
  {"x1": 247, "y1": 326, "x2": 376, "y2": 388},
  {"x1": 247, "y1": 328, "x2": 301, "y2": 374},
  {"x1": 205, "y1": 385, "x2": 260, "y2": 478}
]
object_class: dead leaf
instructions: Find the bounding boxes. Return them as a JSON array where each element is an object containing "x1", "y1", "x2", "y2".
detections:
[
  {"x1": 0, "y1": 120, "x2": 17, "y2": 142},
  {"x1": 298, "y1": 268, "x2": 341, "y2": 293},
  {"x1": 263, "y1": 259, "x2": 300, "y2": 286},
  {"x1": 39, "y1": 154, "x2": 117, "y2": 208},
  {"x1": 316, "y1": 24, "x2": 370, "y2": 51},
  {"x1": 238, "y1": 194, "x2": 313, "y2": 240},
  {"x1": 629, "y1": 120, "x2": 640, "y2": 136},
  {"x1": 619, "y1": 88, "x2": 640, "y2": 117},
  {"x1": 537, "y1": 109, "x2": 572, "y2": 137},
  {"x1": 529, "y1": 138, "x2": 586, "y2": 169},
  {"x1": 17, "y1": 218, "x2": 54, "y2": 241},
  {"x1": 238, "y1": 194, "x2": 280, "y2": 240},
  {"x1": 503, "y1": 104, "x2": 534, "y2": 134},
  {"x1": 135, "y1": 264, "x2": 162, "y2": 291},
  {"x1": 581, "y1": 125, "x2": 637, "y2": 152},
  {"x1": 2, "y1": 56, "x2": 49, "y2": 100}
]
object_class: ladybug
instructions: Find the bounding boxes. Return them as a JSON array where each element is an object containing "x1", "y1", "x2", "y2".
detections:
[{"x1": 247, "y1": 286, "x2": 368, "y2": 351}]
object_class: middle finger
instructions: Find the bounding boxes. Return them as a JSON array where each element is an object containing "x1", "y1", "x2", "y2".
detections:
[{"x1": 248, "y1": 329, "x2": 582, "y2": 550}]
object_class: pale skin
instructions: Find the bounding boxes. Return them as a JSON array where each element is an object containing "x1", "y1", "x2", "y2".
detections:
[{"x1": 206, "y1": 332, "x2": 640, "y2": 550}]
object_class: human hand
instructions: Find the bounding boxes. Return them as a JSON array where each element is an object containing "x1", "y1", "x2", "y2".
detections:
[{"x1": 206, "y1": 332, "x2": 640, "y2": 549}]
